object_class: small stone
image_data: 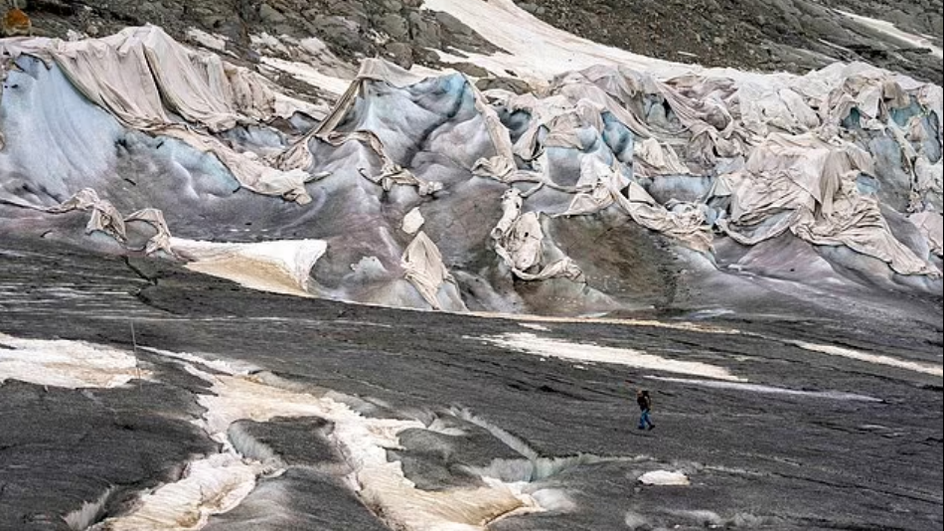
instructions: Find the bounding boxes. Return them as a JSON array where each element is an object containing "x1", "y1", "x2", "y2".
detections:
[
  {"x1": 385, "y1": 42, "x2": 414, "y2": 69},
  {"x1": 274, "y1": 23, "x2": 299, "y2": 37},
  {"x1": 449, "y1": 62, "x2": 490, "y2": 78},
  {"x1": 259, "y1": 3, "x2": 287, "y2": 24},
  {"x1": 713, "y1": 36, "x2": 727, "y2": 46},
  {"x1": 380, "y1": 0, "x2": 403, "y2": 12}
]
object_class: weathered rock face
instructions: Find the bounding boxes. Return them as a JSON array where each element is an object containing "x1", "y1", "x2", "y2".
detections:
[
  {"x1": 23, "y1": 0, "x2": 942, "y2": 83},
  {"x1": 511, "y1": 0, "x2": 943, "y2": 85},
  {"x1": 26, "y1": 0, "x2": 501, "y2": 72}
]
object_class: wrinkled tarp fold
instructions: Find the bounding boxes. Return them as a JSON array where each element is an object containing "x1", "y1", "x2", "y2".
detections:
[{"x1": 1, "y1": 26, "x2": 315, "y2": 204}]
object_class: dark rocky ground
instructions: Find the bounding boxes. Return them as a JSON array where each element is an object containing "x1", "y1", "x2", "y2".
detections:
[
  {"x1": 1, "y1": 236, "x2": 941, "y2": 530},
  {"x1": 21, "y1": 0, "x2": 944, "y2": 83},
  {"x1": 514, "y1": 0, "x2": 943, "y2": 84},
  {"x1": 24, "y1": 0, "x2": 500, "y2": 73}
]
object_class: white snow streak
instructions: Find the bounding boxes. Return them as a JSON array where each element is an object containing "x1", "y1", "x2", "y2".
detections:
[
  {"x1": 478, "y1": 333, "x2": 744, "y2": 381},
  {"x1": 423, "y1": 0, "x2": 783, "y2": 85},
  {"x1": 792, "y1": 341, "x2": 943, "y2": 377},
  {"x1": 647, "y1": 376, "x2": 882, "y2": 402},
  {"x1": 638, "y1": 470, "x2": 690, "y2": 486},
  {"x1": 838, "y1": 10, "x2": 943, "y2": 59},
  {"x1": 0, "y1": 333, "x2": 146, "y2": 389}
]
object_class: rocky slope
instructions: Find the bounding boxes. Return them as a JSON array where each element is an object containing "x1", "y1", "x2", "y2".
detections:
[
  {"x1": 23, "y1": 0, "x2": 944, "y2": 83},
  {"x1": 513, "y1": 0, "x2": 942, "y2": 84}
]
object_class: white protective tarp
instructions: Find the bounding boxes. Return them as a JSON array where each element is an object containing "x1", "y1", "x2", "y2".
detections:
[
  {"x1": 280, "y1": 58, "x2": 507, "y2": 198},
  {"x1": 1, "y1": 26, "x2": 316, "y2": 204},
  {"x1": 492, "y1": 189, "x2": 583, "y2": 281},
  {"x1": 715, "y1": 134, "x2": 936, "y2": 276},
  {"x1": 46, "y1": 188, "x2": 174, "y2": 255},
  {"x1": 400, "y1": 231, "x2": 464, "y2": 310},
  {"x1": 910, "y1": 212, "x2": 944, "y2": 257}
]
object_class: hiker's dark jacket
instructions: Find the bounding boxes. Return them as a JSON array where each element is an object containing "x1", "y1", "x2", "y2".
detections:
[{"x1": 637, "y1": 394, "x2": 651, "y2": 411}]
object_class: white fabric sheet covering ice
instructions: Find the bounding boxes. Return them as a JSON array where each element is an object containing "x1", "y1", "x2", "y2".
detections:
[
  {"x1": 2, "y1": 21, "x2": 942, "y2": 313},
  {"x1": 400, "y1": 231, "x2": 465, "y2": 311},
  {"x1": 46, "y1": 188, "x2": 175, "y2": 256},
  {"x1": 1, "y1": 26, "x2": 317, "y2": 204}
]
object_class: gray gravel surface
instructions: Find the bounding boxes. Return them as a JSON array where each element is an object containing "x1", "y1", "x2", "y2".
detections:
[{"x1": 1, "y1": 238, "x2": 940, "y2": 530}]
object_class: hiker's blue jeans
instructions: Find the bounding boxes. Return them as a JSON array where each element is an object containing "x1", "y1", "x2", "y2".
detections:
[{"x1": 638, "y1": 409, "x2": 652, "y2": 429}]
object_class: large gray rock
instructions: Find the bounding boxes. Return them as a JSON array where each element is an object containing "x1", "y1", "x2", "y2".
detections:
[
  {"x1": 377, "y1": 12, "x2": 409, "y2": 40},
  {"x1": 407, "y1": 10, "x2": 443, "y2": 49},
  {"x1": 309, "y1": 14, "x2": 367, "y2": 52},
  {"x1": 384, "y1": 41, "x2": 414, "y2": 69},
  {"x1": 434, "y1": 11, "x2": 472, "y2": 36}
]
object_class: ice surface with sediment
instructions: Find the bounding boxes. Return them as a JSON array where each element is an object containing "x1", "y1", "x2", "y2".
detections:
[
  {"x1": 99, "y1": 347, "x2": 540, "y2": 531},
  {"x1": 5, "y1": 337, "x2": 546, "y2": 531}
]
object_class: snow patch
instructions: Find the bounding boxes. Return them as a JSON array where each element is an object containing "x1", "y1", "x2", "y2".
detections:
[
  {"x1": 637, "y1": 470, "x2": 690, "y2": 486},
  {"x1": 0, "y1": 333, "x2": 146, "y2": 389},
  {"x1": 838, "y1": 10, "x2": 943, "y2": 59},
  {"x1": 791, "y1": 341, "x2": 943, "y2": 377},
  {"x1": 171, "y1": 237, "x2": 327, "y2": 297},
  {"x1": 139, "y1": 347, "x2": 261, "y2": 376},
  {"x1": 259, "y1": 56, "x2": 353, "y2": 96},
  {"x1": 647, "y1": 376, "x2": 882, "y2": 402},
  {"x1": 92, "y1": 453, "x2": 261, "y2": 530},
  {"x1": 187, "y1": 28, "x2": 228, "y2": 53},
  {"x1": 470, "y1": 312, "x2": 742, "y2": 335},
  {"x1": 147, "y1": 352, "x2": 538, "y2": 530},
  {"x1": 423, "y1": 0, "x2": 781, "y2": 85},
  {"x1": 477, "y1": 333, "x2": 744, "y2": 381}
]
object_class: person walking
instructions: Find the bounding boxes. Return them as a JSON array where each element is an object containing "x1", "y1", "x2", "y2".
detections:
[{"x1": 636, "y1": 389, "x2": 655, "y2": 430}]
